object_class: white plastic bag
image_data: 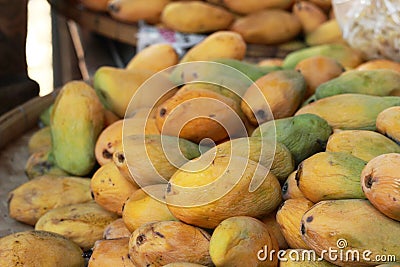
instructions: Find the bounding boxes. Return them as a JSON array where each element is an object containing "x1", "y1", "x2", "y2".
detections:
[{"x1": 333, "y1": 0, "x2": 400, "y2": 61}]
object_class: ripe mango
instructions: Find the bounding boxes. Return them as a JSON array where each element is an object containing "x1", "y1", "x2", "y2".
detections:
[
  {"x1": 361, "y1": 153, "x2": 400, "y2": 221},
  {"x1": 376, "y1": 106, "x2": 400, "y2": 144},
  {"x1": 326, "y1": 130, "x2": 400, "y2": 161},
  {"x1": 252, "y1": 114, "x2": 332, "y2": 165},
  {"x1": 315, "y1": 69, "x2": 400, "y2": 100},
  {"x1": 91, "y1": 162, "x2": 138, "y2": 215},
  {"x1": 96, "y1": 112, "x2": 160, "y2": 166},
  {"x1": 294, "y1": 55, "x2": 344, "y2": 99},
  {"x1": 155, "y1": 83, "x2": 245, "y2": 143},
  {"x1": 88, "y1": 238, "x2": 134, "y2": 267},
  {"x1": 295, "y1": 94, "x2": 400, "y2": 131},
  {"x1": 122, "y1": 185, "x2": 177, "y2": 232},
  {"x1": 107, "y1": 0, "x2": 170, "y2": 24},
  {"x1": 126, "y1": 43, "x2": 178, "y2": 72},
  {"x1": 123, "y1": 134, "x2": 201, "y2": 186},
  {"x1": 8, "y1": 175, "x2": 92, "y2": 225},
  {"x1": 51, "y1": 81, "x2": 104, "y2": 176},
  {"x1": 0, "y1": 231, "x2": 84, "y2": 267},
  {"x1": 282, "y1": 44, "x2": 363, "y2": 69},
  {"x1": 223, "y1": 0, "x2": 293, "y2": 14},
  {"x1": 180, "y1": 31, "x2": 246, "y2": 63},
  {"x1": 103, "y1": 218, "x2": 131, "y2": 240},
  {"x1": 209, "y1": 216, "x2": 279, "y2": 267},
  {"x1": 93, "y1": 66, "x2": 156, "y2": 117},
  {"x1": 161, "y1": 1, "x2": 234, "y2": 33},
  {"x1": 301, "y1": 199, "x2": 400, "y2": 266},
  {"x1": 206, "y1": 137, "x2": 294, "y2": 183},
  {"x1": 231, "y1": 9, "x2": 301, "y2": 45},
  {"x1": 292, "y1": 1, "x2": 328, "y2": 34},
  {"x1": 276, "y1": 198, "x2": 314, "y2": 249},
  {"x1": 166, "y1": 155, "x2": 282, "y2": 229},
  {"x1": 129, "y1": 221, "x2": 213, "y2": 266},
  {"x1": 241, "y1": 70, "x2": 306, "y2": 125},
  {"x1": 28, "y1": 126, "x2": 52, "y2": 154},
  {"x1": 356, "y1": 59, "x2": 400, "y2": 72},
  {"x1": 25, "y1": 150, "x2": 69, "y2": 179},
  {"x1": 35, "y1": 201, "x2": 119, "y2": 250},
  {"x1": 296, "y1": 152, "x2": 366, "y2": 202}
]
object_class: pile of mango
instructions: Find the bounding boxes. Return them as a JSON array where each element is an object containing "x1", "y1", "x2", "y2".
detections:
[
  {"x1": 78, "y1": 0, "x2": 343, "y2": 47},
  {"x1": 2, "y1": 31, "x2": 400, "y2": 267}
]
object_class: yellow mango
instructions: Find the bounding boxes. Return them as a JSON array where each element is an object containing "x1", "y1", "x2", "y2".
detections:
[
  {"x1": 35, "y1": 202, "x2": 119, "y2": 250},
  {"x1": 231, "y1": 10, "x2": 301, "y2": 45},
  {"x1": 166, "y1": 155, "x2": 282, "y2": 229},
  {"x1": 129, "y1": 221, "x2": 213, "y2": 266},
  {"x1": 376, "y1": 106, "x2": 400, "y2": 144},
  {"x1": 223, "y1": 0, "x2": 293, "y2": 14},
  {"x1": 108, "y1": 0, "x2": 170, "y2": 24},
  {"x1": 295, "y1": 56, "x2": 344, "y2": 99},
  {"x1": 210, "y1": 216, "x2": 279, "y2": 267},
  {"x1": 296, "y1": 152, "x2": 366, "y2": 202},
  {"x1": 126, "y1": 43, "x2": 178, "y2": 72},
  {"x1": 122, "y1": 186, "x2": 177, "y2": 232},
  {"x1": 276, "y1": 198, "x2": 314, "y2": 249},
  {"x1": 361, "y1": 153, "x2": 400, "y2": 221},
  {"x1": 28, "y1": 126, "x2": 52, "y2": 154},
  {"x1": 356, "y1": 59, "x2": 400, "y2": 72},
  {"x1": 155, "y1": 83, "x2": 244, "y2": 143},
  {"x1": 326, "y1": 130, "x2": 400, "y2": 161},
  {"x1": 0, "y1": 231, "x2": 84, "y2": 267},
  {"x1": 91, "y1": 162, "x2": 138, "y2": 215},
  {"x1": 161, "y1": 1, "x2": 234, "y2": 33},
  {"x1": 88, "y1": 238, "x2": 135, "y2": 267},
  {"x1": 180, "y1": 31, "x2": 246, "y2": 63},
  {"x1": 103, "y1": 218, "x2": 131, "y2": 240},
  {"x1": 301, "y1": 199, "x2": 400, "y2": 266},
  {"x1": 8, "y1": 175, "x2": 92, "y2": 225},
  {"x1": 241, "y1": 69, "x2": 306, "y2": 125}
]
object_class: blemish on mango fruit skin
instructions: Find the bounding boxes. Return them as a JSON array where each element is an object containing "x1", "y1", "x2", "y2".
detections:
[
  {"x1": 136, "y1": 234, "x2": 147, "y2": 246},
  {"x1": 364, "y1": 174, "x2": 374, "y2": 189}
]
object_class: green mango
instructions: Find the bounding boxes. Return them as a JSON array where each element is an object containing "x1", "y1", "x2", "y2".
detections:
[
  {"x1": 315, "y1": 69, "x2": 400, "y2": 100},
  {"x1": 252, "y1": 114, "x2": 332, "y2": 165},
  {"x1": 296, "y1": 152, "x2": 366, "y2": 202},
  {"x1": 51, "y1": 81, "x2": 104, "y2": 176},
  {"x1": 282, "y1": 44, "x2": 363, "y2": 69},
  {"x1": 296, "y1": 94, "x2": 400, "y2": 130}
]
